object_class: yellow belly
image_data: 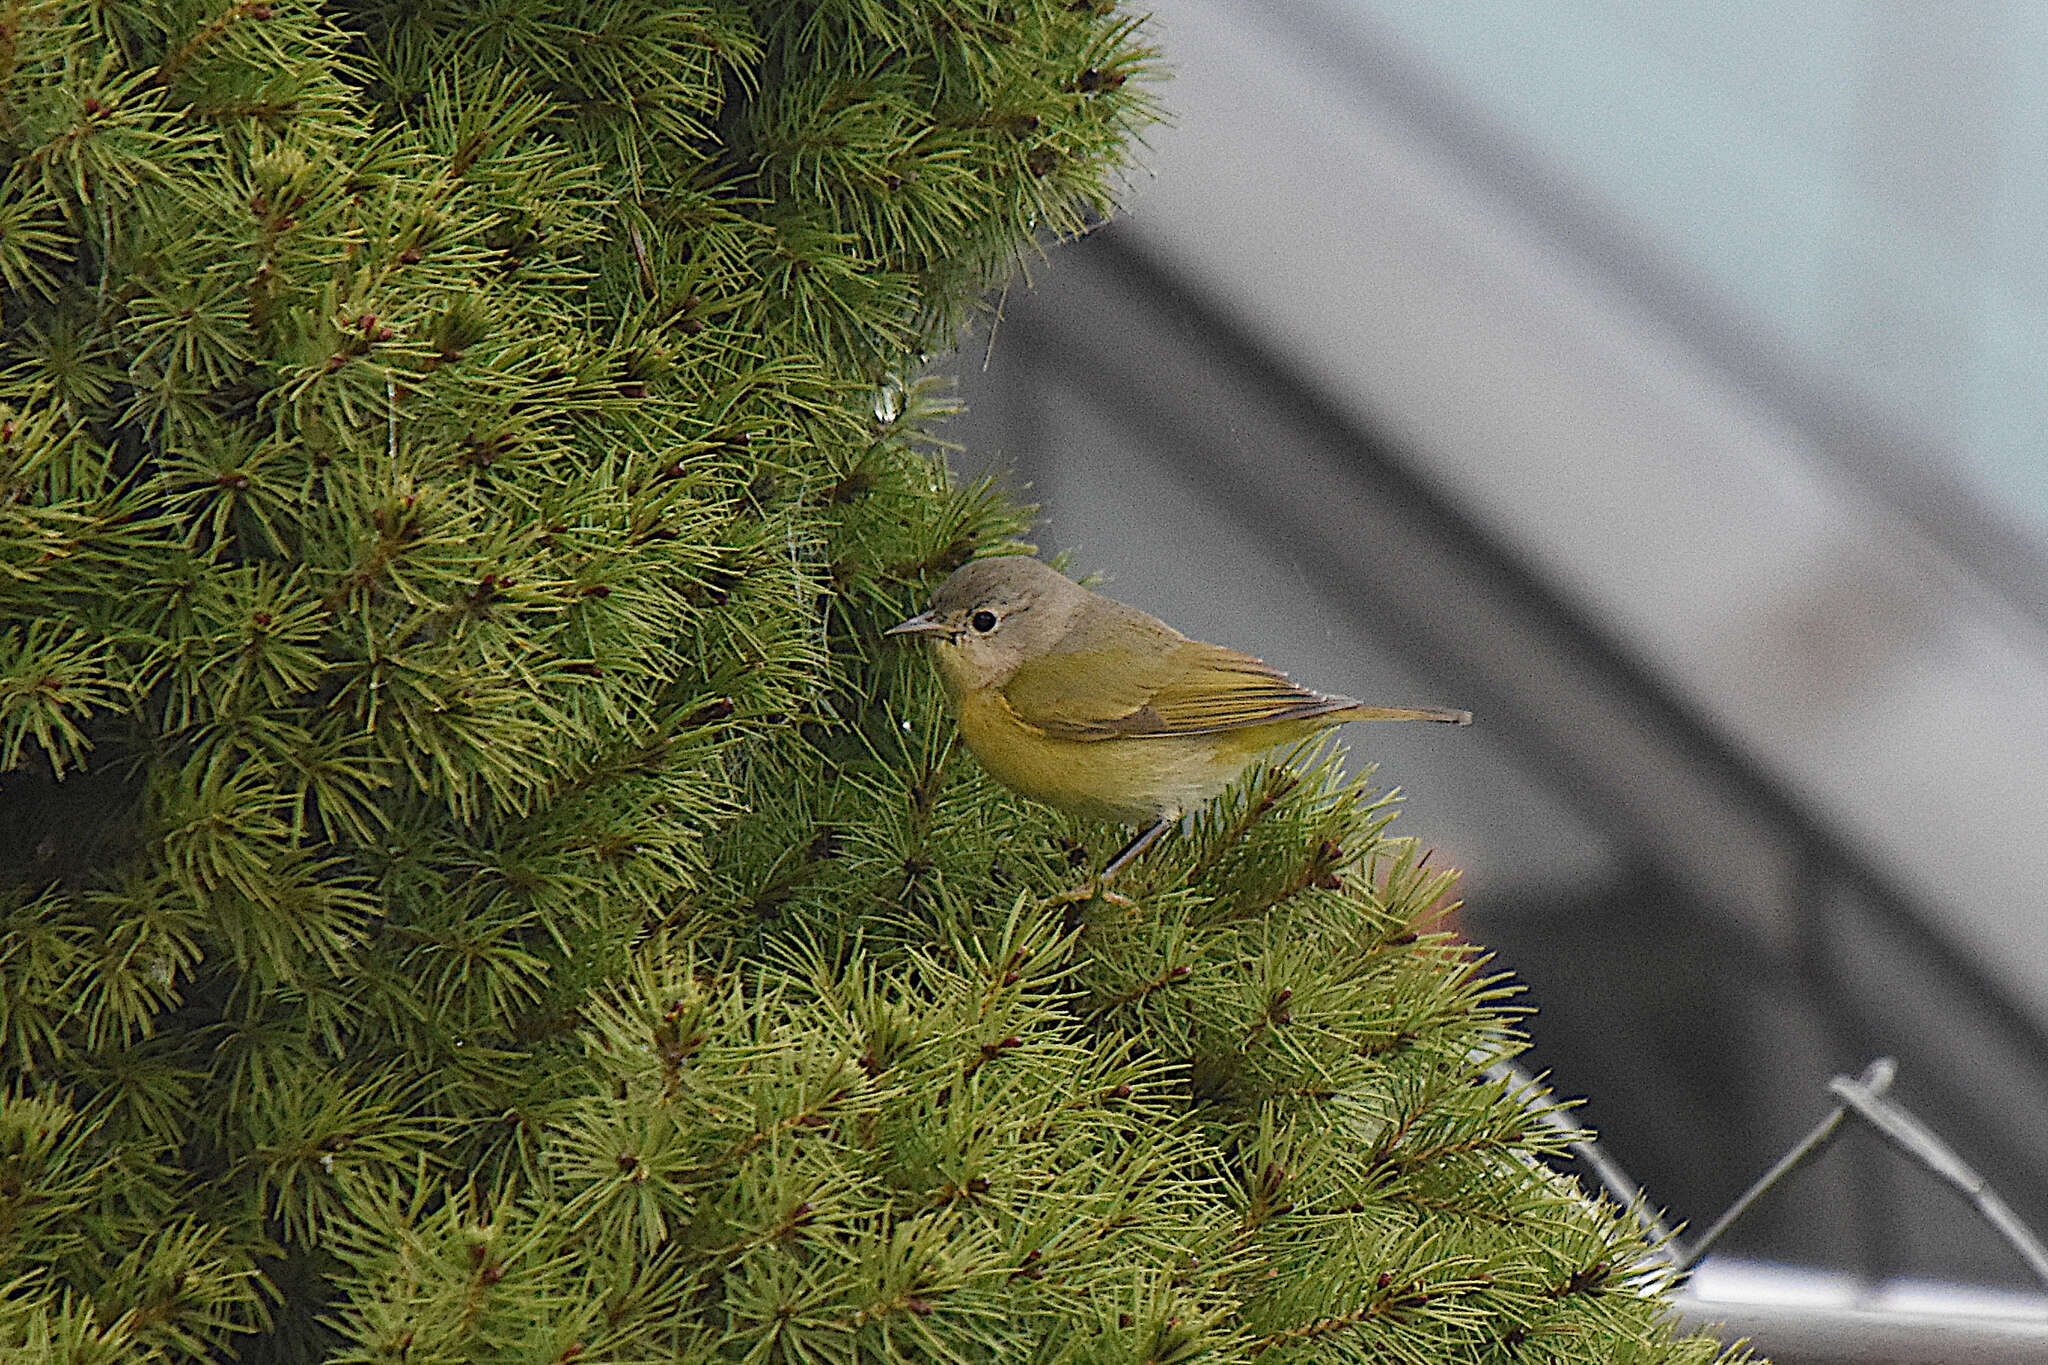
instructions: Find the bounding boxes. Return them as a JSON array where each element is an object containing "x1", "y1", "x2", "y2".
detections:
[{"x1": 953, "y1": 686, "x2": 1320, "y2": 826}]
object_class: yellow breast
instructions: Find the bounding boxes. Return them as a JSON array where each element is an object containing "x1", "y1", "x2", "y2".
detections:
[{"x1": 952, "y1": 685, "x2": 1307, "y2": 826}]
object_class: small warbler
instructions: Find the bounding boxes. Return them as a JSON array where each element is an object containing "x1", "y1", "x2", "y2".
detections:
[{"x1": 887, "y1": 556, "x2": 1471, "y2": 879}]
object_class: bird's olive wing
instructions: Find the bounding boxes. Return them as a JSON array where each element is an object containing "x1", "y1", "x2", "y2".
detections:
[
  {"x1": 1134, "y1": 641, "x2": 1351, "y2": 734},
  {"x1": 997, "y1": 598, "x2": 1188, "y2": 739},
  {"x1": 1001, "y1": 605, "x2": 1346, "y2": 740}
]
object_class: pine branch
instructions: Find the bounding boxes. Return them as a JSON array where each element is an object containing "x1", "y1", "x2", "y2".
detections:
[{"x1": 0, "y1": 3, "x2": 1744, "y2": 1361}]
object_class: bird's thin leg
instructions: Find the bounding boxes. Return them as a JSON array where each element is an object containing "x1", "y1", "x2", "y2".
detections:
[
  {"x1": 1100, "y1": 817, "x2": 1170, "y2": 883},
  {"x1": 1043, "y1": 817, "x2": 1170, "y2": 914}
]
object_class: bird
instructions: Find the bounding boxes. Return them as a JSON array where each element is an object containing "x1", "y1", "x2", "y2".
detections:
[{"x1": 886, "y1": 555, "x2": 1470, "y2": 887}]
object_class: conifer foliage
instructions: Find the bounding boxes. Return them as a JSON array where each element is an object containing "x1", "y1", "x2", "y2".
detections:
[{"x1": 0, "y1": 1, "x2": 1745, "y2": 1361}]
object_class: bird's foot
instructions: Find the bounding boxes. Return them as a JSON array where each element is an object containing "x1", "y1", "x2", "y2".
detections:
[
  {"x1": 1037, "y1": 819, "x2": 1170, "y2": 917},
  {"x1": 1040, "y1": 880, "x2": 1138, "y2": 914}
]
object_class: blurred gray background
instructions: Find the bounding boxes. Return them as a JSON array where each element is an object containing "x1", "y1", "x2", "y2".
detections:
[{"x1": 940, "y1": 0, "x2": 2048, "y2": 1344}]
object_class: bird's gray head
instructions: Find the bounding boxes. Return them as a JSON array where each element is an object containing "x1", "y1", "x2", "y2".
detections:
[{"x1": 885, "y1": 556, "x2": 1088, "y2": 692}]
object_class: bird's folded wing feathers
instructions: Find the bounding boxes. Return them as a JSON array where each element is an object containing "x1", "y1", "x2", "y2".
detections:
[
  {"x1": 1001, "y1": 625, "x2": 1347, "y2": 741},
  {"x1": 1141, "y1": 642, "x2": 1352, "y2": 732}
]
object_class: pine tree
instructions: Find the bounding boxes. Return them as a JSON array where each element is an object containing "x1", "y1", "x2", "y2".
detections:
[{"x1": 0, "y1": 2, "x2": 1750, "y2": 1361}]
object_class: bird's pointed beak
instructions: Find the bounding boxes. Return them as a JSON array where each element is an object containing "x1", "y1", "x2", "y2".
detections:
[{"x1": 885, "y1": 610, "x2": 949, "y2": 638}]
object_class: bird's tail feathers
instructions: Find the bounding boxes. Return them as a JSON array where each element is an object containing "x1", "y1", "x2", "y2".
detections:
[{"x1": 1336, "y1": 702, "x2": 1473, "y2": 726}]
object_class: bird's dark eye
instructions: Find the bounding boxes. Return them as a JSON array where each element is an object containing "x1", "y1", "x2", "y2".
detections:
[{"x1": 970, "y1": 609, "x2": 998, "y2": 634}]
